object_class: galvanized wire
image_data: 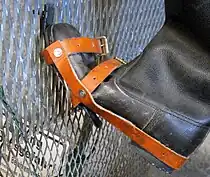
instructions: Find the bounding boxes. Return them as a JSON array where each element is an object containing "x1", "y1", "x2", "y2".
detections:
[{"x1": 0, "y1": 0, "x2": 165, "y2": 176}]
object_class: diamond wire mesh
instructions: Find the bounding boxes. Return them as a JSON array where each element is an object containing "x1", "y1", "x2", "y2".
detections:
[{"x1": 0, "y1": 0, "x2": 165, "y2": 176}]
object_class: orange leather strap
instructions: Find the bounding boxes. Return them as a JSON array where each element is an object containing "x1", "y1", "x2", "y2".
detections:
[
  {"x1": 42, "y1": 38, "x2": 121, "y2": 106},
  {"x1": 45, "y1": 37, "x2": 103, "y2": 65},
  {"x1": 82, "y1": 59, "x2": 121, "y2": 93},
  {"x1": 42, "y1": 39, "x2": 188, "y2": 170}
]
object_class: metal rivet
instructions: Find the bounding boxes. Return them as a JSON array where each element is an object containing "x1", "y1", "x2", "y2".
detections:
[
  {"x1": 54, "y1": 48, "x2": 63, "y2": 57},
  {"x1": 79, "y1": 90, "x2": 86, "y2": 97},
  {"x1": 105, "y1": 66, "x2": 108, "y2": 68}
]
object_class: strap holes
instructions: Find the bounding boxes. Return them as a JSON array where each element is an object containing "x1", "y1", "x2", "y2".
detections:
[
  {"x1": 77, "y1": 44, "x2": 80, "y2": 47},
  {"x1": 93, "y1": 77, "x2": 96, "y2": 80}
]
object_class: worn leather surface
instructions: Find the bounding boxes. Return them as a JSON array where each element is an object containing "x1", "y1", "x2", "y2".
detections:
[
  {"x1": 93, "y1": 23, "x2": 210, "y2": 157},
  {"x1": 93, "y1": 0, "x2": 210, "y2": 158},
  {"x1": 166, "y1": 0, "x2": 210, "y2": 49},
  {"x1": 44, "y1": 0, "x2": 210, "y2": 169},
  {"x1": 45, "y1": 20, "x2": 210, "y2": 159}
]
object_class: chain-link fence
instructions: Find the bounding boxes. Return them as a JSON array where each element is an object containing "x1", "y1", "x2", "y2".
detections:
[{"x1": 1, "y1": 1, "x2": 210, "y2": 177}]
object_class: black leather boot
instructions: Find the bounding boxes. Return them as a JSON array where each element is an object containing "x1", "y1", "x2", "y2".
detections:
[{"x1": 44, "y1": 0, "x2": 210, "y2": 172}]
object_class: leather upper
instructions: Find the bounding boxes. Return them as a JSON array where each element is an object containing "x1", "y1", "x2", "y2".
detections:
[
  {"x1": 92, "y1": 0, "x2": 210, "y2": 157},
  {"x1": 166, "y1": 0, "x2": 210, "y2": 49},
  {"x1": 93, "y1": 22, "x2": 210, "y2": 156},
  {"x1": 44, "y1": 0, "x2": 210, "y2": 159},
  {"x1": 120, "y1": 23, "x2": 210, "y2": 126}
]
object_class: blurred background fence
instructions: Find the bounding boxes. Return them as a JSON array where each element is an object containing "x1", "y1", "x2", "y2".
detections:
[{"x1": 1, "y1": 1, "x2": 210, "y2": 177}]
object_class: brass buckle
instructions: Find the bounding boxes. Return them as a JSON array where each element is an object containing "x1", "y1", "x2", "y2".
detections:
[
  {"x1": 115, "y1": 57, "x2": 127, "y2": 64},
  {"x1": 97, "y1": 36, "x2": 109, "y2": 56}
]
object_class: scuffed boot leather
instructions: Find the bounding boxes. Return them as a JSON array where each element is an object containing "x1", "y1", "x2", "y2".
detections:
[
  {"x1": 93, "y1": 0, "x2": 210, "y2": 170},
  {"x1": 44, "y1": 0, "x2": 210, "y2": 172}
]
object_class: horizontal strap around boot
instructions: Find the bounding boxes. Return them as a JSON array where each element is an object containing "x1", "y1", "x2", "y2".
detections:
[{"x1": 43, "y1": 37, "x2": 107, "y2": 65}]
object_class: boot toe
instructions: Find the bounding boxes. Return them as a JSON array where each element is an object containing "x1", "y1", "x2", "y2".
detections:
[{"x1": 44, "y1": 23, "x2": 96, "y2": 79}]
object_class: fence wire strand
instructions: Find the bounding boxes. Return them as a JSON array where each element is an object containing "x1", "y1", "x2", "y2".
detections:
[{"x1": 0, "y1": 0, "x2": 165, "y2": 176}]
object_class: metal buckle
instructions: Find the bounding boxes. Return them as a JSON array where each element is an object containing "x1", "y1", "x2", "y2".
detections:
[
  {"x1": 97, "y1": 36, "x2": 109, "y2": 56},
  {"x1": 115, "y1": 57, "x2": 127, "y2": 64}
]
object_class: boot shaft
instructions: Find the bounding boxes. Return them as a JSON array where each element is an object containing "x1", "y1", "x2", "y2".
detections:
[{"x1": 166, "y1": 0, "x2": 210, "y2": 48}]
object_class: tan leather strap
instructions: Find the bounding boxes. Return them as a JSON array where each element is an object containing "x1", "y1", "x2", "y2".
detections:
[
  {"x1": 42, "y1": 38, "x2": 121, "y2": 106},
  {"x1": 45, "y1": 37, "x2": 104, "y2": 65},
  {"x1": 82, "y1": 59, "x2": 121, "y2": 93},
  {"x1": 42, "y1": 39, "x2": 188, "y2": 170}
]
